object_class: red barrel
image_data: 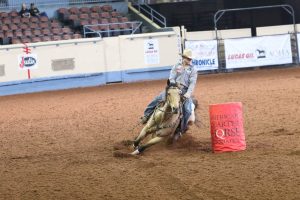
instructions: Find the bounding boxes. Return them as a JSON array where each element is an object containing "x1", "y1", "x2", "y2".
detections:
[{"x1": 209, "y1": 102, "x2": 246, "y2": 153}]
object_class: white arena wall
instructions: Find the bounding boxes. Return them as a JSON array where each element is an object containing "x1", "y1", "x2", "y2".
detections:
[
  {"x1": 1, "y1": 24, "x2": 299, "y2": 96},
  {"x1": 0, "y1": 28, "x2": 181, "y2": 96},
  {"x1": 184, "y1": 28, "x2": 252, "y2": 40}
]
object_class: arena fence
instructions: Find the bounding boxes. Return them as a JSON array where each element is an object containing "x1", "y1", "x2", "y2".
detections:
[
  {"x1": 183, "y1": 4, "x2": 299, "y2": 73},
  {"x1": 185, "y1": 32, "x2": 299, "y2": 73},
  {"x1": 0, "y1": 28, "x2": 181, "y2": 96},
  {"x1": 83, "y1": 21, "x2": 143, "y2": 38},
  {"x1": 0, "y1": 24, "x2": 300, "y2": 96},
  {"x1": 213, "y1": 4, "x2": 299, "y2": 70}
]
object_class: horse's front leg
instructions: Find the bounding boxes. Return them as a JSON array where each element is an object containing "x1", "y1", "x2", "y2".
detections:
[
  {"x1": 131, "y1": 136, "x2": 164, "y2": 155},
  {"x1": 133, "y1": 119, "x2": 156, "y2": 149}
]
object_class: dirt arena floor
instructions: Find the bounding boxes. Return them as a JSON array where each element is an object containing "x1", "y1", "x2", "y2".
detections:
[{"x1": 0, "y1": 67, "x2": 300, "y2": 200}]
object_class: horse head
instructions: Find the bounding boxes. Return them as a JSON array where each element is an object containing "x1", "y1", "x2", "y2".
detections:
[{"x1": 166, "y1": 85, "x2": 181, "y2": 114}]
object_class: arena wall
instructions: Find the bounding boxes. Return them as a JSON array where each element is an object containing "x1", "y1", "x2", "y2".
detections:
[
  {"x1": 0, "y1": 29, "x2": 181, "y2": 96},
  {"x1": 1, "y1": 23, "x2": 299, "y2": 96},
  {"x1": 185, "y1": 28, "x2": 252, "y2": 40},
  {"x1": 256, "y1": 24, "x2": 300, "y2": 36}
]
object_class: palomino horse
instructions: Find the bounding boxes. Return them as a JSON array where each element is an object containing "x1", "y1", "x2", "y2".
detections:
[{"x1": 131, "y1": 84, "x2": 182, "y2": 155}]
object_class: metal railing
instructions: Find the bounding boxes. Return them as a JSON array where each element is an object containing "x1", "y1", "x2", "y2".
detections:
[
  {"x1": 0, "y1": 0, "x2": 125, "y2": 10},
  {"x1": 134, "y1": 2, "x2": 166, "y2": 28},
  {"x1": 214, "y1": 4, "x2": 299, "y2": 66},
  {"x1": 83, "y1": 21, "x2": 143, "y2": 37}
]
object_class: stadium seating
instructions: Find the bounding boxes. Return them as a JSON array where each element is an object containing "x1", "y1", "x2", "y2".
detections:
[
  {"x1": 0, "y1": 10, "x2": 81, "y2": 45},
  {"x1": 56, "y1": 5, "x2": 135, "y2": 38},
  {"x1": 0, "y1": 4, "x2": 137, "y2": 45}
]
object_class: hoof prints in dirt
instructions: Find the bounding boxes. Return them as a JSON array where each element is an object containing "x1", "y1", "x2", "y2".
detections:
[
  {"x1": 113, "y1": 140, "x2": 133, "y2": 150},
  {"x1": 288, "y1": 150, "x2": 300, "y2": 156},
  {"x1": 113, "y1": 140, "x2": 137, "y2": 158},
  {"x1": 113, "y1": 151, "x2": 137, "y2": 158},
  {"x1": 169, "y1": 135, "x2": 211, "y2": 153}
]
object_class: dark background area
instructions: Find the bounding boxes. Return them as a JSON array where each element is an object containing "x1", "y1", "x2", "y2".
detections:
[{"x1": 149, "y1": 0, "x2": 300, "y2": 32}]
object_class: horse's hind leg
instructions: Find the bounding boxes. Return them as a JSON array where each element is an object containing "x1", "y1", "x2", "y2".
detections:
[{"x1": 131, "y1": 136, "x2": 164, "y2": 155}]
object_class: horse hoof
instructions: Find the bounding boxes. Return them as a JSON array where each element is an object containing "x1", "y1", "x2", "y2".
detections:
[
  {"x1": 132, "y1": 144, "x2": 138, "y2": 150},
  {"x1": 131, "y1": 149, "x2": 140, "y2": 155},
  {"x1": 133, "y1": 141, "x2": 139, "y2": 150},
  {"x1": 174, "y1": 132, "x2": 182, "y2": 141}
]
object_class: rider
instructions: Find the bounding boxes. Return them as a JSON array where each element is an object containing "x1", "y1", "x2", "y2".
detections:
[{"x1": 140, "y1": 48, "x2": 198, "y2": 136}]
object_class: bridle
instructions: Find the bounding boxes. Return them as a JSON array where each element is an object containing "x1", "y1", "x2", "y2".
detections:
[{"x1": 148, "y1": 86, "x2": 183, "y2": 132}]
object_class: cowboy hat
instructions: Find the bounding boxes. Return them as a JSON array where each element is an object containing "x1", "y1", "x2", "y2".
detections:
[{"x1": 180, "y1": 49, "x2": 193, "y2": 60}]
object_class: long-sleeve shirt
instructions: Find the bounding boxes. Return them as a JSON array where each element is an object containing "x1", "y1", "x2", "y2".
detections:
[{"x1": 169, "y1": 63, "x2": 198, "y2": 97}]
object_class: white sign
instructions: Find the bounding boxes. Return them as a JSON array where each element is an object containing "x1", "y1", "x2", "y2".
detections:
[
  {"x1": 185, "y1": 40, "x2": 218, "y2": 71},
  {"x1": 144, "y1": 39, "x2": 160, "y2": 65},
  {"x1": 18, "y1": 54, "x2": 38, "y2": 70},
  {"x1": 297, "y1": 33, "x2": 300, "y2": 62},
  {"x1": 224, "y1": 34, "x2": 292, "y2": 69}
]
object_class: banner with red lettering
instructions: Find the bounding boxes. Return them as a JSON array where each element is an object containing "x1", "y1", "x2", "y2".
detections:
[
  {"x1": 224, "y1": 34, "x2": 292, "y2": 69},
  {"x1": 185, "y1": 40, "x2": 218, "y2": 71}
]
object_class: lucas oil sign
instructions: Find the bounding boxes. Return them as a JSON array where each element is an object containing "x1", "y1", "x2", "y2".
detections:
[
  {"x1": 18, "y1": 54, "x2": 38, "y2": 70},
  {"x1": 224, "y1": 34, "x2": 292, "y2": 69}
]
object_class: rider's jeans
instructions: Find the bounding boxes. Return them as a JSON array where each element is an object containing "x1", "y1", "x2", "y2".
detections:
[
  {"x1": 144, "y1": 91, "x2": 165, "y2": 117},
  {"x1": 181, "y1": 98, "x2": 193, "y2": 133}
]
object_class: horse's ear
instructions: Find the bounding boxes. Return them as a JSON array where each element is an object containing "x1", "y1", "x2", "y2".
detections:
[
  {"x1": 167, "y1": 80, "x2": 177, "y2": 88},
  {"x1": 167, "y1": 79, "x2": 171, "y2": 86}
]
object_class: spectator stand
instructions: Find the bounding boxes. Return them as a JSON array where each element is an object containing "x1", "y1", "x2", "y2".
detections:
[
  {"x1": 0, "y1": 9, "x2": 80, "y2": 45},
  {"x1": 56, "y1": 4, "x2": 142, "y2": 38},
  {"x1": 0, "y1": 1, "x2": 130, "y2": 44}
]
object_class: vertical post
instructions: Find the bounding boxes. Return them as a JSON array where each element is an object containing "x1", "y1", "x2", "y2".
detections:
[
  {"x1": 295, "y1": 32, "x2": 299, "y2": 65},
  {"x1": 214, "y1": 11, "x2": 221, "y2": 73},
  {"x1": 290, "y1": 7, "x2": 299, "y2": 65}
]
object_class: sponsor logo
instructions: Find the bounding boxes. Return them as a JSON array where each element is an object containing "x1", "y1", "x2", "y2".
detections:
[
  {"x1": 268, "y1": 49, "x2": 291, "y2": 57},
  {"x1": 19, "y1": 56, "x2": 36, "y2": 68},
  {"x1": 227, "y1": 53, "x2": 254, "y2": 60},
  {"x1": 147, "y1": 42, "x2": 154, "y2": 49},
  {"x1": 256, "y1": 49, "x2": 266, "y2": 59},
  {"x1": 193, "y1": 59, "x2": 216, "y2": 66}
]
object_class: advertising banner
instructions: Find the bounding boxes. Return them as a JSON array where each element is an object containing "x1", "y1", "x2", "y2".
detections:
[
  {"x1": 185, "y1": 40, "x2": 218, "y2": 71},
  {"x1": 144, "y1": 39, "x2": 160, "y2": 65},
  {"x1": 224, "y1": 34, "x2": 292, "y2": 69}
]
